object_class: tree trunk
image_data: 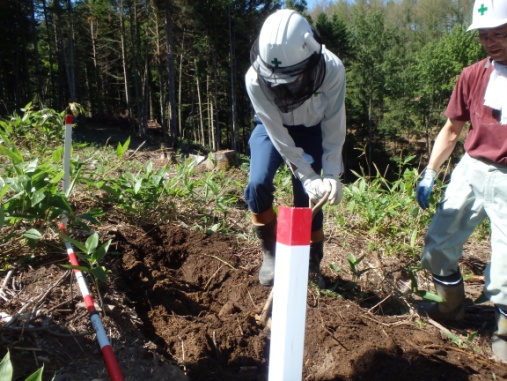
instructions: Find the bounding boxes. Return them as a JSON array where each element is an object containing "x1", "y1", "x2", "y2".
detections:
[
  {"x1": 177, "y1": 31, "x2": 185, "y2": 138},
  {"x1": 54, "y1": 0, "x2": 68, "y2": 108},
  {"x1": 65, "y1": 0, "x2": 76, "y2": 102},
  {"x1": 41, "y1": 0, "x2": 56, "y2": 106},
  {"x1": 131, "y1": 2, "x2": 144, "y2": 135},
  {"x1": 119, "y1": 0, "x2": 132, "y2": 124},
  {"x1": 88, "y1": 15, "x2": 103, "y2": 115},
  {"x1": 164, "y1": 0, "x2": 177, "y2": 149},
  {"x1": 30, "y1": 0, "x2": 43, "y2": 105},
  {"x1": 207, "y1": 74, "x2": 215, "y2": 150},
  {"x1": 195, "y1": 58, "x2": 204, "y2": 146},
  {"x1": 228, "y1": 5, "x2": 237, "y2": 153},
  {"x1": 151, "y1": 0, "x2": 167, "y2": 136},
  {"x1": 212, "y1": 55, "x2": 220, "y2": 151},
  {"x1": 368, "y1": 96, "x2": 373, "y2": 177}
]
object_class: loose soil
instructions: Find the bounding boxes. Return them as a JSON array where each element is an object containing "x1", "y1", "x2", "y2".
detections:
[{"x1": 1, "y1": 123, "x2": 506, "y2": 381}]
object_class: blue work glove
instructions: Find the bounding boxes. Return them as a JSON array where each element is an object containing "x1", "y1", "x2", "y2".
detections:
[{"x1": 416, "y1": 169, "x2": 437, "y2": 209}]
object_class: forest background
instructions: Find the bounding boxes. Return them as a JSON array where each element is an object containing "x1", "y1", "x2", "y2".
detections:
[{"x1": 0, "y1": 0, "x2": 486, "y2": 177}]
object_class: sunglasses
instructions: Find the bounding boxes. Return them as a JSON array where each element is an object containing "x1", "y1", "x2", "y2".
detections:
[{"x1": 476, "y1": 32, "x2": 507, "y2": 42}]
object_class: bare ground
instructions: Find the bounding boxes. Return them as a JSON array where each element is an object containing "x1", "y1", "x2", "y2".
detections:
[{"x1": 1, "y1": 124, "x2": 506, "y2": 381}]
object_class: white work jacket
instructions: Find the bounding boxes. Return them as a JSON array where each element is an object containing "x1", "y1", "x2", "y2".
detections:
[{"x1": 245, "y1": 46, "x2": 346, "y2": 180}]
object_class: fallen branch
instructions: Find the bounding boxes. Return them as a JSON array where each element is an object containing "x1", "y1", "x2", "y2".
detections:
[
  {"x1": 465, "y1": 275, "x2": 485, "y2": 283},
  {"x1": 426, "y1": 317, "x2": 467, "y2": 335},
  {"x1": 360, "y1": 313, "x2": 413, "y2": 327},
  {"x1": 0, "y1": 270, "x2": 15, "y2": 301},
  {"x1": 178, "y1": 335, "x2": 187, "y2": 374},
  {"x1": 422, "y1": 342, "x2": 495, "y2": 366},
  {"x1": 255, "y1": 288, "x2": 273, "y2": 327},
  {"x1": 323, "y1": 326, "x2": 349, "y2": 351},
  {"x1": 0, "y1": 269, "x2": 14, "y2": 293},
  {"x1": 367, "y1": 294, "x2": 392, "y2": 314},
  {"x1": 202, "y1": 254, "x2": 235, "y2": 269},
  {"x1": 3, "y1": 325, "x2": 94, "y2": 337},
  {"x1": 204, "y1": 265, "x2": 224, "y2": 291},
  {"x1": 4, "y1": 270, "x2": 70, "y2": 328}
]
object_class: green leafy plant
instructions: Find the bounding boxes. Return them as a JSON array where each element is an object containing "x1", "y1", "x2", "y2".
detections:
[
  {"x1": 0, "y1": 127, "x2": 73, "y2": 249},
  {"x1": 445, "y1": 330, "x2": 478, "y2": 348},
  {"x1": 86, "y1": 156, "x2": 171, "y2": 223},
  {"x1": 317, "y1": 261, "x2": 371, "y2": 299},
  {"x1": 337, "y1": 153, "x2": 435, "y2": 257},
  {"x1": 1, "y1": 103, "x2": 67, "y2": 154},
  {"x1": 347, "y1": 253, "x2": 370, "y2": 279},
  {"x1": 61, "y1": 232, "x2": 112, "y2": 284},
  {"x1": 0, "y1": 350, "x2": 54, "y2": 381},
  {"x1": 407, "y1": 263, "x2": 443, "y2": 302},
  {"x1": 310, "y1": 262, "x2": 343, "y2": 297}
]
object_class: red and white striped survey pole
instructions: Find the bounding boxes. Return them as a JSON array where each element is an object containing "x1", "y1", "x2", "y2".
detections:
[
  {"x1": 268, "y1": 206, "x2": 312, "y2": 381},
  {"x1": 59, "y1": 114, "x2": 124, "y2": 381}
]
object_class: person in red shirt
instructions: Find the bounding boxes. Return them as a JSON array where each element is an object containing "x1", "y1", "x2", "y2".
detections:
[{"x1": 415, "y1": 0, "x2": 507, "y2": 362}]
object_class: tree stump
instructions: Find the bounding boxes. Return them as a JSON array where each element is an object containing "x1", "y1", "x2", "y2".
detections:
[{"x1": 206, "y1": 150, "x2": 237, "y2": 171}]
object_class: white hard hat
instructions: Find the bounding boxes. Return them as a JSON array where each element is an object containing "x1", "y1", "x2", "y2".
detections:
[
  {"x1": 467, "y1": 0, "x2": 507, "y2": 31},
  {"x1": 255, "y1": 9, "x2": 321, "y2": 84}
]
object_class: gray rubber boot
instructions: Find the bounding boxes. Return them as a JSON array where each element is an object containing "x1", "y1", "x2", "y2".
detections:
[
  {"x1": 492, "y1": 306, "x2": 507, "y2": 363},
  {"x1": 423, "y1": 272, "x2": 465, "y2": 321},
  {"x1": 309, "y1": 239, "x2": 325, "y2": 288},
  {"x1": 253, "y1": 219, "x2": 277, "y2": 286}
]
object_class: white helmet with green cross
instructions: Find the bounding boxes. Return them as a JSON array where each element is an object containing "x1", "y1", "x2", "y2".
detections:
[
  {"x1": 253, "y1": 9, "x2": 322, "y2": 84},
  {"x1": 468, "y1": 0, "x2": 507, "y2": 31},
  {"x1": 249, "y1": 9, "x2": 327, "y2": 112}
]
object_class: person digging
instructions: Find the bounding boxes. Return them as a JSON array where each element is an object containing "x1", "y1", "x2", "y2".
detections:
[{"x1": 244, "y1": 9, "x2": 347, "y2": 288}]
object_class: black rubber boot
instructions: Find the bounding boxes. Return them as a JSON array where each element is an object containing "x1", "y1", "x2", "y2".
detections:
[
  {"x1": 309, "y1": 239, "x2": 325, "y2": 288},
  {"x1": 253, "y1": 219, "x2": 277, "y2": 286},
  {"x1": 492, "y1": 306, "x2": 507, "y2": 363},
  {"x1": 423, "y1": 272, "x2": 465, "y2": 321}
]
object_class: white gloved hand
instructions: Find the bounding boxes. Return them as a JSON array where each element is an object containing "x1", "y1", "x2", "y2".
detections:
[
  {"x1": 302, "y1": 172, "x2": 329, "y2": 203},
  {"x1": 323, "y1": 177, "x2": 342, "y2": 205}
]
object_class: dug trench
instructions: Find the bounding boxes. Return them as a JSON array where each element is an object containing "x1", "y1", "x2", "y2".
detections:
[{"x1": 105, "y1": 222, "x2": 506, "y2": 381}]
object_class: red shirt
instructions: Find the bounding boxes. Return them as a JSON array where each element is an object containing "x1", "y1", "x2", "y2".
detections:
[{"x1": 446, "y1": 58, "x2": 507, "y2": 164}]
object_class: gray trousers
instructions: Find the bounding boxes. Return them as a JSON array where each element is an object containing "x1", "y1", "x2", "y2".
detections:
[{"x1": 421, "y1": 153, "x2": 507, "y2": 307}]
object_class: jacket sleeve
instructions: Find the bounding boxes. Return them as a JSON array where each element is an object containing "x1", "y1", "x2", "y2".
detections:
[
  {"x1": 245, "y1": 67, "x2": 316, "y2": 180},
  {"x1": 320, "y1": 52, "x2": 346, "y2": 178}
]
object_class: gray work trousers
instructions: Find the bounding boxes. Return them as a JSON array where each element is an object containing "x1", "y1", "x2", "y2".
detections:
[{"x1": 421, "y1": 153, "x2": 507, "y2": 307}]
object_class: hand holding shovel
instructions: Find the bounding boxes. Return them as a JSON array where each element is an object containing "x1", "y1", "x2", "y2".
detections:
[{"x1": 256, "y1": 190, "x2": 331, "y2": 328}]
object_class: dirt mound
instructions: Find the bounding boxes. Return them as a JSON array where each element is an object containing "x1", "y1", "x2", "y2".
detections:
[{"x1": 2, "y1": 222, "x2": 506, "y2": 381}]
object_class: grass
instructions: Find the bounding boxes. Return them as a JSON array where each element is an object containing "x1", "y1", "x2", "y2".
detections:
[{"x1": 0, "y1": 105, "x2": 491, "y2": 300}]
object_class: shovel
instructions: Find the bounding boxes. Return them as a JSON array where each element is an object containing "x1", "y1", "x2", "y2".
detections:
[{"x1": 256, "y1": 190, "x2": 330, "y2": 328}]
